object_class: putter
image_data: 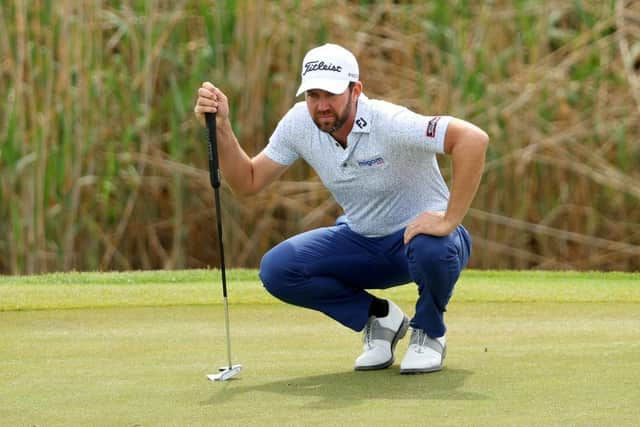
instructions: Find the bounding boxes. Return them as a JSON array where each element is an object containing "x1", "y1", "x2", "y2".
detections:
[{"x1": 204, "y1": 112, "x2": 242, "y2": 382}]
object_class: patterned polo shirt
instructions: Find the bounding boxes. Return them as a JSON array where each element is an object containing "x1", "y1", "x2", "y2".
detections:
[{"x1": 264, "y1": 94, "x2": 451, "y2": 237}]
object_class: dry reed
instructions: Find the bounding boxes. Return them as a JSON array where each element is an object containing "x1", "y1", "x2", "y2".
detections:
[{"x1": 0, "y1": 0, "x2": 639, "y2": 274}]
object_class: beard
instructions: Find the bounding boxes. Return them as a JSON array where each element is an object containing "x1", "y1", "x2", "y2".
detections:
[{"x1": 312, "y1": 100, "x2": 352, "y2": 134}]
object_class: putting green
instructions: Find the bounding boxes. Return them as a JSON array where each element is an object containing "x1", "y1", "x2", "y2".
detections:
[{"x1": 1, "y1": 270, "x2": 639, "y2": 426}]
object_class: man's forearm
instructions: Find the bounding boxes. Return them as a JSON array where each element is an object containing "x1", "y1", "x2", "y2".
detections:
[{"x1": 216, "y1": 117, "x2": 256, "y2": 195}]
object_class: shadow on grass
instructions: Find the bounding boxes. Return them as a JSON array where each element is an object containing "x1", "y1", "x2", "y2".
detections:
[{"x1": 202, "y1": 368, "x2": 485, "y2": 408}]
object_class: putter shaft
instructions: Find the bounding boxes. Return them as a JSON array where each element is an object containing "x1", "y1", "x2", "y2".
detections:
[{"x1": 205, "y1": 111, "x2": 240, "y2": 381}]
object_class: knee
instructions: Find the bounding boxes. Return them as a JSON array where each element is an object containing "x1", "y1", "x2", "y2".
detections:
[
  {"x1": 259, "y1": 247, "x2": 282, "y2": 294},
  {"x1": 259, "y1": 242, "x2": 298, "y2": 297},
  {"x1": 406, "y1": 234, "x2": 455, "y2": 267}
]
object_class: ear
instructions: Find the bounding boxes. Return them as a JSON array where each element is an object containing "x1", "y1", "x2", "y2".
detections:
[{"x1": 352, "y1": 81, "x2": 363, "y2": 100}]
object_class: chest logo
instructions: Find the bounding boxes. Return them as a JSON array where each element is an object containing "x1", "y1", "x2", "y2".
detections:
[
  {"x1": 357, "y1": 156, "x2": 385, "y2": 167},
  {"x1": 355, "y1": 117, "x2": 368, "y2": 129}
]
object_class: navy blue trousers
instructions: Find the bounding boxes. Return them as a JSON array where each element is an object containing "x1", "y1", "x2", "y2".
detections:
[{"x1": 259, "y1": 220, "x2": 471, "y2": 338}]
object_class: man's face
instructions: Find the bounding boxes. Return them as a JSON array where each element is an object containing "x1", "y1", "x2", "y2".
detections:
[{"x1": 305, "y1": 87, "x2": 354, "y2": 134}]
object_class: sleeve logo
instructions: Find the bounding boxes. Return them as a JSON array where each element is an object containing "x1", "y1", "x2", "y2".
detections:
[{"x1": 426, "y1": 116, "x2": 441, "y2": 138}]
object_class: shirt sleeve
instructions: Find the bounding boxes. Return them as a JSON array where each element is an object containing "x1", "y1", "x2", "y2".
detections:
[
  {"x1": 263, "y1": 107, "x2": 301, "y2": 166},
  {"x1": 387, "y1": 106, "x2": 452, "y2": 154}
]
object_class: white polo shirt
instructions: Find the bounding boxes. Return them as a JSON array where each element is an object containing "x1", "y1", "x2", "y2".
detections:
[{"x1": 264, "y1": 95, "x2": 452, "y2": 237}]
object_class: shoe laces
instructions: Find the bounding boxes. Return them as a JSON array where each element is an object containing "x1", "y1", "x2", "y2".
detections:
[
  {"x1": 362, "y1": 317, "x2": 376, "y2": 349},
  {"x1": 409, "y1": 328, "x2": 428, "y2": 353}
]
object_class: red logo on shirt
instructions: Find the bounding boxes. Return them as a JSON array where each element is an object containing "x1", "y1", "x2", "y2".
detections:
[{"x1": 426, "y1": 116, "x2": 441, "y2": 138}]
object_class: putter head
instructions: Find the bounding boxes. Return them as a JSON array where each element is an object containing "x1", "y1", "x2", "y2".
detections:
[{"x1": 207, "y1": 364, "x2": 242, "y2": 382}]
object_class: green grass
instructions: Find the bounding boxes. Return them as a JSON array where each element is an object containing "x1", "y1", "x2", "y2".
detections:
[{"x1": 1, "y1": 270, "x2": 639, "y2": 426}]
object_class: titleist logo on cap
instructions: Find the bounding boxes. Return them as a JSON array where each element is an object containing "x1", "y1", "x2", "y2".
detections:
[{"x1": 302, "y1": 60, "x2": 343, "y2": 76}]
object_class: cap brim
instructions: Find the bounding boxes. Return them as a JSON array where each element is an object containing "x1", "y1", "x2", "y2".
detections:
[{"x1": 296, "y1": 79, "x2": 350, "y2": 97}]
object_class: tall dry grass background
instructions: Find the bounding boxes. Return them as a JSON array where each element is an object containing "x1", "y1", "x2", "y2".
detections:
[{"x1": 1, "y1": 0, "x2": 639, "y2": 274}]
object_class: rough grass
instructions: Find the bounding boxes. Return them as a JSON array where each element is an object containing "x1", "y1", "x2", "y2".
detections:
[{"x1": 1, "y1": 270, "x2": 639, "y2": 426}]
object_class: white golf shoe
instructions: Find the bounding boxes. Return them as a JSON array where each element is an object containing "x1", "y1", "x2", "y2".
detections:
[
  {"x1": 354, "y1": 300, "x2": 409, "y2": 371},
  {"x1": 399, "y1": 328, "x2": 446, "y2": 374}
]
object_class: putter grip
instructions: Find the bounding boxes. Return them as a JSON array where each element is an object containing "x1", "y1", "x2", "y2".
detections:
[{"x1": 205, "y1": 112, "x2": 221, "y2": 189}]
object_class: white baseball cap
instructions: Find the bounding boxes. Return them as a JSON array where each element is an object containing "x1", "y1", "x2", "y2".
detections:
[{"x1": 296, "y1": 43, "x2": 360, "y2": 96}]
